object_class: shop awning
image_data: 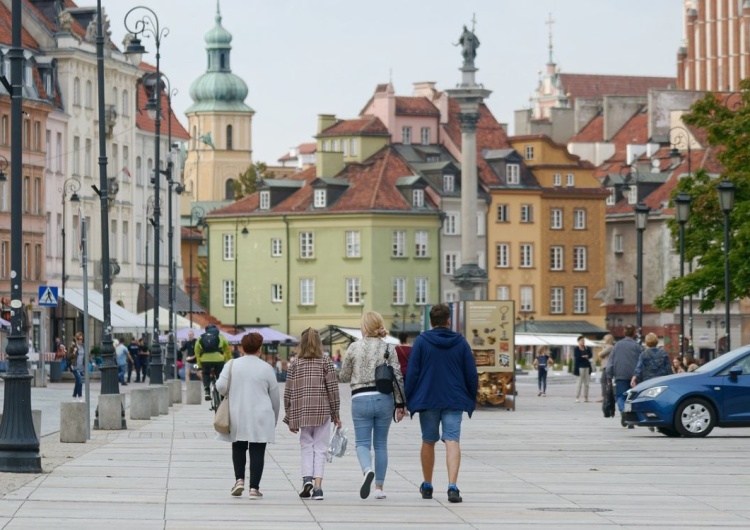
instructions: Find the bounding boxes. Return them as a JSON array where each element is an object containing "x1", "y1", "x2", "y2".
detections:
[
  {"x1": 62, "y1": 288, "x2": 143, "y2": 332},
  {"x1": 515, "y1": 333, "x2": 598, "y2": 347},
  {"x1": 320, "y1": 326, "x2": 400, "y2": 346}
]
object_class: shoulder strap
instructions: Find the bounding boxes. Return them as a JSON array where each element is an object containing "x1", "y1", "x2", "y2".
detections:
[
  {"x1": 382, "y1": 342, "x2": 390, "y2": 360},
  {"x1": 226, "y1": 360, "x2": 233, "y2": 394}
]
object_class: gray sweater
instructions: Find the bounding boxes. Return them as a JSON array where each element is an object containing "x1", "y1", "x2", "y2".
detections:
[{"x1": 606, "y1": 337, "x2": 643, "y2": 380}]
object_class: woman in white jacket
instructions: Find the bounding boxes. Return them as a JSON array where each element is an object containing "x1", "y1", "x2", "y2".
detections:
[{"x1": 216, "y1": 332, "x2": 280, "y2": 499}]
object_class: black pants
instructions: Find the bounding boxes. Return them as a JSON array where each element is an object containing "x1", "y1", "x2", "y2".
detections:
[
  {"x1": 202, "y1": 361, "x2": 225, "y2": 392},
  {"x1": 537, "y1": 367, "x2": 548, "y2": 393},
  {"x1": 138, "y1": 355, "x2": 149, "y2": 382},
  {"x1": 232, "y1": 441, "x2": 266, "y2": 489}
]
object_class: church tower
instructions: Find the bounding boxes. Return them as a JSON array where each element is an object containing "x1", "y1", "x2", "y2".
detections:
[{"x1": 183, "y1": 0, "x2": 254, "y2": 207}]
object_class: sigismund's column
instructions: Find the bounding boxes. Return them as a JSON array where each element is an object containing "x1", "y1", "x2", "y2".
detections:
[{"x1": 447, "y1": 24, "x2": 491, "y2": 301}]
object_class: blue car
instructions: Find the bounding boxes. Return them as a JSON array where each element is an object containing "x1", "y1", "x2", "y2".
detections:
[{"x1": 623, "y1": 346, "x2": 750, "y2": 437}]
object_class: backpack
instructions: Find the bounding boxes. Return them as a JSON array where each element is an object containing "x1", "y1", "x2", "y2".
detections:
[
  {"x1": 374, "y1": 345, "x2": 395, "y2": 394},
  {"x1": 199, "y1": 332, "x2": 221, "y2": 355}
]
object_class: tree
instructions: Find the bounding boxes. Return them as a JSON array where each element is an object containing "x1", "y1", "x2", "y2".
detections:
[
  {"x1": 232, "y1": 162, "x2": 275, "y2": 200},
  {"x1": 654, "y1": 81, "x2": 750, "y2": 312}
]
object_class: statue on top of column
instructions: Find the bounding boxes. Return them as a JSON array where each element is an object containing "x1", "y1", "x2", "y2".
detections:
[{"x1": 456, "y1": 24, "x2": 480, "y2": 67}]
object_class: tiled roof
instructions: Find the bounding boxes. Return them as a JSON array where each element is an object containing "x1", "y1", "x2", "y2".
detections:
[
  {"x1": 135, "y1": 63, "x2": 190, "y2": 140},
  {"x1": 318, "y1": 116, "x2": 390, "y2": 138},
  {"x1": 559, "y1": 74, "x2": 676, "y2": 101},
  {"x1": 592, "y1": 108, "x2": 649, "y2": 178},
  {"x1": 0, "y1": 2, "x2": 40, "y2": 49},
  {"x1": 395, "y1": 97, "x2": 440, "y2": 116},
  {"x1": 298, "y1": 142, "x2": 316, "y2": 154},
  {"x1": 569, "y1": 114, "x2": 604, "y2": 143}
]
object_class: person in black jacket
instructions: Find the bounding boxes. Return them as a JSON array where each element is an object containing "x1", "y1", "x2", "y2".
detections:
[{"x1": 573, "y1": 336, "x2": 592, "y2": 403}]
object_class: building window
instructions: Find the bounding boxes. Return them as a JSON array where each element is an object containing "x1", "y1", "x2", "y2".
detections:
[
  {"x1": 444, "y1": 291, "x2": 457, "y2": 303},
  {"x1": 34, "y1": 244, "x2": 41, "y2": 280},
  {"x1": 495, "y1": 243, "x2": 509, "y2": 268},
  {"x1": 550, "y1": 246, "x2": 563, "y2": 271},
  {"x1": 271, "y1": 238, "x2": 282, "y2": 257},
  {"x1": 551, "y1": 208, "x2": 563, "y2": 229},
  {"x1": 412, "y1": 189, "x2": 424, "y2": 207},
  {"x1": 23, "y1": 243, "x2": 29, "y2": 280},
  {"x1": 73, "y1": 136, "x2": 80, "y2": 175},
  {"x1": 351, "y1": 138, "x2": 358, "y2": 156},
  {"x1": 606, "y1": 187, "x2": 615, "y2": 205},
  {"x1": 122, "y1": 221, "x2": 129, "y2": 263},
  {"x1": 496, "y1": 285, "x2": 509, "y2": 300},
  {"x1": 443, "y1": 213, "x2": 459, "y2": 235},
  {"x1": 271, "y1": 284, "x2": 283, "y2": 303},
  {"x1": 33, "y1": 178, "x2": 41, "y2": 215},
  {"x1": 573, "y1": 246, "x2": 587, "y2": 271},
  {"x1": 72, "y1": 215, "x2": 79, "y2": 259},
  {"x1": 136, "y1": 156, "x2": 142, "y2": 185},
  {"x1": 300, "y1": 231, "x2": 314, "y2": 259},
  {"x1": 566, "y1": 173, "x2": 575, "y2": 187},
  {"x1": 84, "y1": 139, "x2": 92, "y2": 177},
  {"x1": 85, "y1": 80, "x2": 92, "y2": 108},
  {"x1": 496, "y1": 204, "x2": 509, "y2": 222},
  {"x1": 614, "y1": 233, "x2": 624, "y2": 254},
  {"x1": 444, "y1": 252, "x2": 460, "y2": 275},
  {"x1": 259, "y1": 190, "x2": 270, "y2": 210},
  {"x1": 550, "y1": 287, "x2": 564, "y2": 314},
  {"x1": 322, "y1": 140, "x2": 330, "y2": 152},
  {"x1": 331, "y1": 139, "x2": 339, "y2": 152},
  {"x1": 520, "y1": 286, "x2": 533, "y2": 312},
  {"x1": 1, "y1": 115, "x2": 6, "y2": 145},
  {"x1": 122, "y1": 89, "x2": 129, "y2": 117},
  {"x1": 476, "y1": 211, "x2": 485, "y2": 236},
  {"x1": 574, "y1": 287, "x2": 587, "y2": 313},
  {"x1": 421, "y1": 127, "x2": 430, "y2": 145},
  {"x1": 110, "y1": 220, "x2": 118, "y2": 260},
  {"x1": 56, "y1": 132, "x2": 62, "y2": 172},
  {"x1": 223, "y1": 280, "x2": 235, "y2": 307},
  {"x1": 443, "y1": 174, "x2": 454, "y2": 192},
  {"x1": 0, "y1": 241, "x2": 6, "y2": 278},
  {"x1": 345, "y1": 230, "x2": 361, "y2": 258},
  {"x1": 23, "y1": 176, "x2": 29, "y2": 213},
  {"x1": 553, "y1": 173, "x2": 561, "y2": 186},
  {"x1": 520, "y1": 243, "x2": 533, "y2": 268},
  {"x1": 392, "y1": 277, "x2": 405, "y2": 305},
  {"x1": 520, "y1": 204, "x2": 533, "y2": 223},
  {"x1": 33, "y1": 121, "x2": 40, "y2": 151},
  {"x1": 414, "y1": 230, "x2": 428, "y2": 257},
  {"x1": 223, "y1": 233, "x2": 235, "y2": 260},
  {"x1": 415, "y1": 277, "x2": 428, "y2": 305},
  {"x1": 45, "y1": 129, "x2": 51, "y2": 167},
  {"x1": 392, "y1": 230, "x2": 405, "y2": 257},
  {"x1": 574, "y1": 209, "x2": 586, "y2": 229},
  {"x1": 73, "y1": 77, "x2": 80, "y2": 106},
  {"x1": 627, "y1": 186, "x2": 637, "y2": 204},
  {"x1": 136, "y1": 222, "x2": 142, "y2": 263},
  {"x1": 314, "y1": 189, "x2": 326, "y2": 208},
  {"x1": 525, "y1": 145, "x2": 534, "y2": 160},
  {"x1": 343, "y1": 139, "x2": 349, "y2": 156},
  {"x1": 615, "y1": 281, "x2": 624, "y2": 300},
  {"x1": 402, "y1": 126, "x2": 412, "y2": 145},
  {"x1": 507, "y1": 163, "x2": 520, "y2": 184},
  {"x1": 346, "y1": 278, "x2": 362, "y2": 305},
  {"x1": 300, "y1": 278, "x2": 315, "y2": 305}
]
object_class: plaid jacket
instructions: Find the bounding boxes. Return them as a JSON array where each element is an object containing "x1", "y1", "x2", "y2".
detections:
[{"x1": 283, "y1": 356, "x2": 340, "y2": 430}]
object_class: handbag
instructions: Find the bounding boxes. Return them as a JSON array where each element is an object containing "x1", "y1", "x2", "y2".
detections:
[
  {"x1": 326, "y1": 425, "x2": 349, "y2": 463},
  {"x1": 374, "y1": 344, "x2": 395, "y2": 394},
  {"x1": 213, "y1": 360, "x2": 233, "y2": 434}
]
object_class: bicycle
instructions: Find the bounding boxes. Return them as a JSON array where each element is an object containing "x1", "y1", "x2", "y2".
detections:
[{"x1": 199, "y1": 364, "x2": 223, "y2": 413}]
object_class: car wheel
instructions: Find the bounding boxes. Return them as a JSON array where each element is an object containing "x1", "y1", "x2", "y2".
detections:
[
  {"x1": 656, "y1": 427, "x2": 681, "y2": 437},
  {"x1": 674, "y1": 398, "x2": 716, "y2": 437}
]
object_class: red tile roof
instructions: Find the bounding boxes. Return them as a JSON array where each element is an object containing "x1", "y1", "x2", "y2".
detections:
[
  {"x1": 0, "y1": 2, "x2": 40, "y2": 49},
  {"x1": 569, "y1": 114, "x2": 604, "y2": 143},
  {"x1": 318, "y1": 116, "x2": 390, "y2": 138},
  {"x1": 592, "y1": 108, "x2": 649, "y2": 178},
  {"x1": 559, "y1": 74, "x2": 676, "y2": 101},
  {"x1": 298, "y1": 142, "x2": 316, "y2": 154},
  {"x1": 395, "y1": 97, "x2": 440, "y2": 116},
  {"x1": 135, "y1": 63, "x2": 190, "y2": 140}
]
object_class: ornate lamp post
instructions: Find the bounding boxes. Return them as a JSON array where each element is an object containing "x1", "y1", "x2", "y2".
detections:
[
  {"x1": 717, "y1": 179, "x2": 735, "y2": 352},
  {"x1": 634, "y1": 202, "x2": 650, "y2": 343},
  {"x1": 124, "y1": 5, "x2": 169, "y2": 385},
  {"x1": 189, "y1": 206, "x2": 205, "y2": 330},
  {"x1": 233, "y1": 221, "x2": 249, "y2": 334},
  {"x1": 60, "y1": 178, "x2": 81, "y2": 348},
  {"x1": 674, "y1": 193, "x2": 691, "y2": 358},
  {"x1": 516, "y1": 312, "x2": 535, "y2": 332}
]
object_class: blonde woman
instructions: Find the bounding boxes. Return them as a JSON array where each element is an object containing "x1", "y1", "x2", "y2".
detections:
[
  {"x1": 339, "y1": 311, "x2": 405, "y2": 500},
  {"x1": 532, "y1": 347, "x2": 551, "y2": 396},
  {"x1": 597, "y1": 334, "x2": 615, "y2": 402},
  {"x1": 284, "y1": 328, "x2": 341, "y2": 501}
]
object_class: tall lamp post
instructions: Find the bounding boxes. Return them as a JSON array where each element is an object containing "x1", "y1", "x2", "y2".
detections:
[
  {"x1": 516, "y1": 312, "x2": 535, "y2": 331},
  {"x1": 125, "y1": 6, "x2": 169, "y2": 385},
  {"x1": 188, "y1": 206, "x2": 205, "y2": 330},
  {"x1": 0, "y1": 0, "x2": 42, "y2": 472},
  {"x1": 60, "y1": 178, "x2": 81, "y2": 349},
  {"x1": 634, "y1": 202, "x2": 650, "y2": 343},
  {"x1": 674, "y1": 193, "x2": 691, "y2": 358},
  {"x1": 233, "y1": 221, "x2": 249, "y2": 334},
  {"x1": 717, "y1": 179, "x2": 735, "y2": 353}
]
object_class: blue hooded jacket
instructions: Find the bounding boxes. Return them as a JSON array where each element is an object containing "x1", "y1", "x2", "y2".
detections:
[{"x1": 405, "y1": 327, "x2": 478, "y2": 417}]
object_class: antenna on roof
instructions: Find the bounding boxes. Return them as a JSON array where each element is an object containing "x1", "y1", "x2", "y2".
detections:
[{"x1": 546, "y1": 12, "x2": 555, "y2": 64}]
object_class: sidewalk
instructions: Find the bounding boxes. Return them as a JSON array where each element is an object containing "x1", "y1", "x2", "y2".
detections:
[{"x1": 1, "y1": 379, "x2": 750, "y2": 528}]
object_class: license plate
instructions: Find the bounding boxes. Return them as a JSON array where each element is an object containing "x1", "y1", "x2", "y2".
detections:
[{"x1": 623, "y1": 402, "x2": 632, "y2": 412}]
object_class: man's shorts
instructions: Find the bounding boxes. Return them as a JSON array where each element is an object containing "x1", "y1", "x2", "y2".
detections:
[{"x1": 418, "y1": 409, "x2": 463, "y2": 443}]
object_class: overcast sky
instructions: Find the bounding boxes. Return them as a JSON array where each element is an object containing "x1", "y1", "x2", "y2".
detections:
[{"x1": 104, "y1": 0, "x2": 683, "y2": 164}]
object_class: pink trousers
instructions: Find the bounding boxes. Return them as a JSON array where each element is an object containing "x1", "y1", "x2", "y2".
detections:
[{"x1": 300, "y1": 420, "x2": 331, "y2": 479}]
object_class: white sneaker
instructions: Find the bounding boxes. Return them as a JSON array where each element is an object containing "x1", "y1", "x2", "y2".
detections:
[
  {"x1": 575, "y1": 399, "x2": 581, "y2": 403},
  {"x1": 374, "y1": 489, "x2": 386, "y2": 499}
]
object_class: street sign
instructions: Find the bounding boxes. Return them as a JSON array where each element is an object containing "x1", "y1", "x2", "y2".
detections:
[{"x1": 38, "y1": 285, "x2": 59, "y2": 307}]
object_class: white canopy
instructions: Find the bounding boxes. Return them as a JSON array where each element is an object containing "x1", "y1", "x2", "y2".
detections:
[
  {"x1": 62, "y1": 288, "x2": 143, "y2": 332},
  {"x1": 515, "y1": 334, "x2": 598, "y2": 347},
  {"x1": 137, "y1": 306, "x2": 203, "y2": 332}
]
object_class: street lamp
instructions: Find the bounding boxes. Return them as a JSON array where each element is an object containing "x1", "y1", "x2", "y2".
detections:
[
  {"x1": 674, "y1": 192, "x2": 691, "y2": 359},
  {"x1": 60, "y1": 178, "x2": 81, "y2": 349},
  {"x1": 125, "y1": 5, "x2": 169, "y2": 385},
  {"x1": 516, "y1": 312, "x2": 535, "y2": 331},
  {"x1": 717, "y1": 179, "x2": 735, "y2": 353},
  {"x1": 233, "y1": 221, "x2": 249, "y2": 334},
  {"x1": 188, "y1": 206, "x2": 205, "y2": 330},
  {"x1": 634, "y1": 202, "x2": 650, "y2": 343},
  {"x1": 0, "y1": 155, "x2": 7, "y2": 181},
  {"x1": 393, "y1": 311, "x2": 416, "y2": 333}
]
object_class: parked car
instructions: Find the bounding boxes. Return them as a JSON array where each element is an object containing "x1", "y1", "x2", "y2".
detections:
[{"x1": 623, "y1": 346, "x2": 750, "y2": 437}]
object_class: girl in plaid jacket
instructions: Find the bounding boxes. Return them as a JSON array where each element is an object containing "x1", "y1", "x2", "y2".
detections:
[{"x1": 283, "y1": 327, "x2": 341, "y2": 500}]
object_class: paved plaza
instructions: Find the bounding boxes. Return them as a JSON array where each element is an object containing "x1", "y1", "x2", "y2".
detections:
[{"x1": 0, "y1": 373, "x2": 749, "y2": 529}]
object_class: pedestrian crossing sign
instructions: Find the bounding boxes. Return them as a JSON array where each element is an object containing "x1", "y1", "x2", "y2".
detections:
[{"x1": 38, "y1": 285, "x2": 58, "y2": 307}]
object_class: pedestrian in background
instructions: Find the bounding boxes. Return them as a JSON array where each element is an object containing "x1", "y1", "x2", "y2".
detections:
[
  {"x1": 127, "y1": 337, "x2": 139, "y2": 383},
  {"x1": 573, "y1": 336, "x2": 592, "y2": 403},
  {"x1": 597, "y1": 334, "x2": 615, "y2": 402},
  {"x1": 533, "y1": 346, "x2": 551, "y2": 396},
  {"x1": 114, "y1": 339, "x2": 130, "y2": 386},
  {"x1": 395, "y1": 331, "x2": 412, "y2": 378},
  {"x1": 631, "y1": 333, "x2": 672, "y2": 388},
  {"x1": 606, "y1": 325, "x2": 643, "y2": 427},
  {"x1": 71, "y1": 333, "x2": 84, "y2": 401},
  {"x1": 137, "y1": 337, "x2": 150, "y2": 383},
  {"x1": 284, "y1": 327, "x2": 341, "y2": 501}
]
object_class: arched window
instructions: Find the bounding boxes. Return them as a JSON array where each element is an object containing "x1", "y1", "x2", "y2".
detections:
[
  {"x1": 121, "y1": 89, "x2": 129, "y2": 117},
  {"x1": 226, "y1": 124, "x2": 233, "y2": 150},
  {"x1": 220, "y1": 53, "x2": 225, "y2": 69},
  {"x1": 85, "y1": 80, "x2": 92, "y2": 108},
  {"x1": 147, "y1": 158, "x2": 153, "y2": 185},
  {"x1": 73, "y1": 77, "x2": 80, "y2": 106},
  {"x1": 225, "y1": 178, "x2": 235, "y2": 200}
]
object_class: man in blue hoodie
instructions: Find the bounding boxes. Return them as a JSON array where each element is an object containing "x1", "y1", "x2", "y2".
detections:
[{"x1": 405, "y1": 303, "x2": 478, "y2": 504}]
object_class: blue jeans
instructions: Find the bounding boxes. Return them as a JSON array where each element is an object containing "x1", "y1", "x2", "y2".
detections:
[
  {"x1": 118, "y1": 364, "x2": 126, "y2": 383},
  {"x1": 72, "y1": 368, "x2": 83, "y2": 398},
  {"x1": 614, "y1": 379, "x2": 630, "y2": 412},
  {"x1": 351, "y1": 393, "x2": 393, "y2": 486}
]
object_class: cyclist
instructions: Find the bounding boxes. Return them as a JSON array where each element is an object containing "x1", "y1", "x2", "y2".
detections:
[{"x1": 194, "y1": 324, "x2": 231, "y2": 401}]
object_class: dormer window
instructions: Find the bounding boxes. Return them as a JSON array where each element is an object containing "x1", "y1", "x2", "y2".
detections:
[
  {"x1": 322, "y1": 140, "x2": 330, "y2": 152},
  {"x1": 259, "y1": 191, "x2": 270, "y2": 210},
  {"x1": 507, "y1": 164, "x2": 520, "y2": 185},
  {"x1": 627, "y1": 186, "x2": 637, "y2": 204},
  {"x1": 402, "y1": 126, "x2": 412, "y2": 145},
  {"x1": 412, "y1": 189, "x2": 424, "y2": 207},
  {"x1": 566, "y1": 173, "x2": 575, "y2": 187},
  {"x1": 553, "y1": 173, "x2": 561, "y2": 186},
  {"x1": 314, "y1": 189, "x2": 327, "y2": 208},
  {"x1": 443, "y1": 174, "x2": 455, "y2": 193},
  {"x1": 421, "y1": 127, "x2": 430, "y2": 145},
  {"x1": 605, "y1": 187, "x2": 615, "y2": 205}
]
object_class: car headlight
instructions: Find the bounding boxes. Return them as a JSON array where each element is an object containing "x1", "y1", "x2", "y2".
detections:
[{"x1": 639, "y1": 386, "x2": 667, "y2": 398}]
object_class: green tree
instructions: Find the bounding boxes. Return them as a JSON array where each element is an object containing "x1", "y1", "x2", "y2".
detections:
[
  {"x1": 197, "y1": 259, "x2": 209, "y2": 311},
  {"x1": 654, "y1": 81, "x2": 750, "y2": 312},
  {"x1": 232, "y1": 162, "x2": 275, "y2": 200}
]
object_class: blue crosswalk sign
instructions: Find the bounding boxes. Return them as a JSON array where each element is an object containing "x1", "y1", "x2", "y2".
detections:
[{"x1": 38, "y1": 285, "x2": 58, "y2": 307}]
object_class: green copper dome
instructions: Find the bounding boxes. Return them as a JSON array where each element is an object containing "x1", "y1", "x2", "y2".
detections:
[{"x1": 186, "y1": 1, "x2": 254, "y2": 114}]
